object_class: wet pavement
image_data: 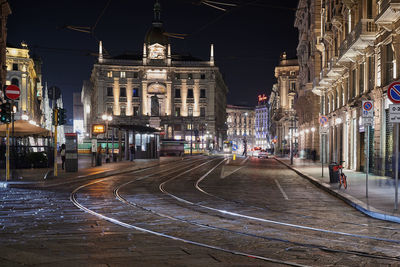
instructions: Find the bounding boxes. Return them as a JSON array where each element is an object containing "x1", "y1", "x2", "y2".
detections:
[
  {"x1": 1, "y1": 155, "x2": 400, "y2": 266},
  {"x1": 277, "y1": 157, "x2": 400, "y2": 221}
]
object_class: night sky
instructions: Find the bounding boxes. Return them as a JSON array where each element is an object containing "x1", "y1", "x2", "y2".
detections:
[{"x1": 6, "y1": 0, "x2": 298, "y2": 123}]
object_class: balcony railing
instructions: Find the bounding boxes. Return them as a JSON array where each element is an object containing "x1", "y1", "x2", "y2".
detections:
[
  {"x1": 338, "y1": 19, "x2": 377, "y2": 62},
  {"x1": 376, "y1": 0, "x2": 400, "y2": 24}
]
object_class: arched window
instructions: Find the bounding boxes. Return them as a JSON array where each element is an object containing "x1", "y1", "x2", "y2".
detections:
[{"x1": 11, "y1": 78, "x2": 19, "y2": 87}]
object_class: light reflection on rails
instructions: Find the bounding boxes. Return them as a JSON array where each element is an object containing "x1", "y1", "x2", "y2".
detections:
[
  {"x1": 115, "y1": 159, "x2": 400, "y2": 262},
  {"x1": 159, "y1": 159, "x2": 400, "y2": 246},
  {"x1": 70, "y1": 157, "x2": 308, "y2": 267}
]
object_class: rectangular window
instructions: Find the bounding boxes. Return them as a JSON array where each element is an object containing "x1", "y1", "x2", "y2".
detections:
[
  {"x1": 133, "y1": 106, "x2": 139, "y2": 116},
  {"x1": 175, "y1": 73, "x2": 180, "y2": 79},
  {"x1": 352, "y1": 69, "x2": 356, "y2": 99},
  {"x1": 290, "y1": 82, "x2": 296, "y2": 91},
  {"x1": 107, "y1": 71, "x2": 112, "y2": 78},
  {"x1": 175, "y1": 89, "x2": 181, "y2": 98},
  {"x1": 107, "y1": 106, "x2": 113, "y2": 114},
  {"x1": 187, "y1": 89, "x2": 194, "y2": 98},
  {"x1": 133, "y1": 72, "x2": 138, "y2": 78},
  {"x1": 120, "y1": 71, "x2": 126, "y2": 78},
  {"x1": 120, "y1": 87, "x2": 126, "y2": 97},
  {"x1": 386, "y1": 43, "x2": 394, "y2": 84},
  {"x1": 175, "y1": 107, "x2": 180, "y2": 117},
  {"x1": 133, "y1": 88, "x2": 139, "y2": 97},
  {"x1": 368, "y1": 56, "x2": 374, "y2": 91},
  {"x1": 201, "y1": 74, "x2": 206, "y2": 79},
  {"x1": 12, "y1": 63, "x2": 18, "y2": 71},
  {"x1": 120, "y1": 106, "x2": 126, "y2": 116},
  {"x1": 188, "y1": 73, "x2": 193, "y2": 80},
  {"x1": 200, "y1": 107, "x2": 206, "y2": 117},
  {"x1": 200, "y1": 89, "x2": 206, "y2": 98},
  {"x1": 107, "y1": 87, "x2": 113, "y2": 96},
  {"x1": 359, "y1": 63, "x2": 364, "y2": 94},
  {"x1": 187, "y1": 124, "x2": 192, "y2": 130}
]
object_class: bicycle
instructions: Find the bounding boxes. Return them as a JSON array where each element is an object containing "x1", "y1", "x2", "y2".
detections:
[{"x1": 333, "y1": 161, "x2": 347, "y2": 189}]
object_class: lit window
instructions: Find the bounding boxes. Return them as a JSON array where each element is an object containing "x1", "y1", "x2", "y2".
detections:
[
  {"x1": 175, "y1": 107, "x2": 180, "y2": 117},
  {"x1": 107, "y1": 71, "x2": 112, "y2": 78},
  {"x1": 133, "y1": 88, "x2": 139, "y2": 97},
  {"x1": 120, "y1": 71, "x2": 126, "y2": 78}
]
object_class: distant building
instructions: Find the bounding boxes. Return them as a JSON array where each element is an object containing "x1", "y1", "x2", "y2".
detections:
[
  {"x1": 73, "y1": 92, "x2": 84, "y2": 141},
  {"x1": 255, "y1": 94, "x2": 269, "y2": 149},
  {"x1": 0, "y1": 0, "x2": 11, "y2": 89},
  {"x1": 82, "y1": 1, "x2": 228, "y2": 151},
  {"x1": 226, "y1": 105, "x2": 254, "y2": 153},
  {"x1": 270, "y1": 53, "x2": 299, "y2": 156}
]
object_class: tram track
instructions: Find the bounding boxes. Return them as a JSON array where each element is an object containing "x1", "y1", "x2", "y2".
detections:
[
  {"x1": 70, "y1": 156, "x2": 400, "y2": 265},
  {"x1": 115, "y1": 166, "x2": 400, "y2": 262},
  {"x1": 70, "y1": 157, "x2": 308, "y2": 266},
  {"x1": 195, "y1": 157, "x2": 400, "y2": 232}
]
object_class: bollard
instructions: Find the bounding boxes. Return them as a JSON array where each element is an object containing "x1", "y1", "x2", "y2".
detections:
[{"x1": 233, "y1": 154, "x2": 236, "y2": 161}]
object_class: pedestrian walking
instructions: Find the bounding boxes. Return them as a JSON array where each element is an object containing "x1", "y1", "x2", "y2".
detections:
[{"x1": 60, "y1": 144, "x2": 66, "y2": 170}]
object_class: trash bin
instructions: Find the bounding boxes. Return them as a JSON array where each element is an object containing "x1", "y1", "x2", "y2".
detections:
[{"x1": 328, "y1": 162, "x2": 339, "y2": 183}]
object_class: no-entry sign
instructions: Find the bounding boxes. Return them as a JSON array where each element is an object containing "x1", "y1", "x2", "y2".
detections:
[{"x1": 5, "y1": 85, "x2": 20, "y2": 100}]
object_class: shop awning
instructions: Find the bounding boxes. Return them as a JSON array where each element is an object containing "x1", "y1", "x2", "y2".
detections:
[{"x1": 0, "y1": 120, "x2": 51, "y2": 137}]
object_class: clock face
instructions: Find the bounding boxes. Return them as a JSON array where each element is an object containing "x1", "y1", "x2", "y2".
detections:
[{"x1": 149, "y1": 44, "x2": 165, "y2": 59}]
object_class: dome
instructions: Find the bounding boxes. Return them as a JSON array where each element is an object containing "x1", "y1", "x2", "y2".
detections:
[
  {"x1": 145, "y1": 21, "x2": 168, "y2": 45},
  {"x1": 144, "y1": 1, "x2": 169, "y2": 45}
]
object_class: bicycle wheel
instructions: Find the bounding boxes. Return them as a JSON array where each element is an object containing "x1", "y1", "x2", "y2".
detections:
[
  {"x1": 342, "y1": 174, "x2": 347, "y2": 189},
  {"x1": 338, "y1": 175, "x2": 342, "y2": 189}
]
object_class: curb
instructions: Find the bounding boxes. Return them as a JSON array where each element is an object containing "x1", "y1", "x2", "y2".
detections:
[
  {"x1": 0, "y1": 158, "x2": 184, "y2": 189},
  {"x1": 274, "y1": 157, "x2": 400, "y2": 224}
]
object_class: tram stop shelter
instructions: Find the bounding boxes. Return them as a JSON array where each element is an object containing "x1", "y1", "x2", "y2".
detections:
[{"x1": 107, "y1": 123, "x2": 160, "y2": 160}]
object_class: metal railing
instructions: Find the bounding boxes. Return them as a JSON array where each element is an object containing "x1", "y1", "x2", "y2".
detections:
[{"x1": 339, "y1": 19, "x2": 377, "y2": 59}]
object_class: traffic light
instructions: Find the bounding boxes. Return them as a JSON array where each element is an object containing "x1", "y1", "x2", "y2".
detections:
[
  {"x1": 57, "y1": 108, "x2": 67, "y2": 125},
  {"x1": 0, "y1": 102, "x2": 11, "y2": 123},
  {"x1": 52, "y1": 108, "x2": 58, "y2": 126}
]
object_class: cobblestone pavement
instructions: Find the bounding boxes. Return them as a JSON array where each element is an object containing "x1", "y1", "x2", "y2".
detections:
[{"x1": 1, "y1": 156, "x2": 400, "y2": 266}]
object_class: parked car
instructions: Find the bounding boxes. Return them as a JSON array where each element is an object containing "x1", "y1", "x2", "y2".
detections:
[{"x1": 258, "y1": 150, "x2": 268, "y2": 159}]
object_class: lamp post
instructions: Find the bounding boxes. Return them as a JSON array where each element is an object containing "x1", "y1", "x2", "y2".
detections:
[
  {"x1": 102, "y1": 114, "x2": 112, "y2": 163},
  {"x1": 189, "y1": 108, "x2": 193, "y2": 156}
]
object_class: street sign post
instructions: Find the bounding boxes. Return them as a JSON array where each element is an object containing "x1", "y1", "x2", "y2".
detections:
[
  {"x1": 319, "y1": 115, "x2": 328, "y2": 178},
  {"x1": 388, "y1": 82, "x2": 400, "y2": 210},
  {"x1": 362, "y1": 100, "x2": 374, "y2": 198}
]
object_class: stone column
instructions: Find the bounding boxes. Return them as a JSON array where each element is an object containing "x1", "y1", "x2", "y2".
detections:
[
  {"x1": 166, "y1": 82, "x2": 172, "y2": 115},
  {"x1": 126, "y1": 78, "x2": 133, "y2": 116},
  {"x1": 113, "y1": 78, "x2": 120, "y2": 115},
  {"x1": 125, "y1": 130, "x2": 129, "y2": 160},
  {"x1": 141, "y1": 81, "x2": 148, "y2": 115},
  {"x1": 118, "y1": 130, "x2": 123, "y2": 161}
]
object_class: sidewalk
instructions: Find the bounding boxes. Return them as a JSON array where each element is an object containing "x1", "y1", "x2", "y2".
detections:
[
  {"x1": 276, "y1": 157, "x2": 400, "y2": 224},
  {"x1": 0, "y1": 154, "x2": 182, "y2": 189}
]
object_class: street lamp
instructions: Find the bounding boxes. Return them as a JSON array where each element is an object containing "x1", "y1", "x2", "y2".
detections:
[
  {"x1": 102, "y1": 113, "x2": 112, "y2": 163},
  {"x1": 188, "y1": 108, "x2": 193, "y2": 156}
]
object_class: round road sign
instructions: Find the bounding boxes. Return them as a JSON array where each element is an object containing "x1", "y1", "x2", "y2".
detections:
[
  {"x1": 363, "y1": 101, "x2": 373, "y2": 111},
  {"x1": 388, "y1": 82, "x2": 400, "y2": 104},
  {"x1": 319, "y1": 115, "x2": 328, "y2": 126},
  {"x1": 5, "y1": 85, "x2": 20, "y2": 100}
]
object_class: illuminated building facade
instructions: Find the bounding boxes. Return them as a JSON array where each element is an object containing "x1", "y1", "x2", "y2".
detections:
[
  {"x1": 5, "y1": 43, "x2": 42, "y2": 124},
  {"x1": 294, "y1": 0, "x2": 321, "y2": 159},
  {"x1": 0, "y1": 0, "x2": 11, "y2": 90},
  {"x1": 270, "y1": 53, "x2": 299, "y2": 156},
  {"x1": 255, "y1": 94, "x2": 269, "y2": 149},
  {"x1": 309, "y1": 0, "x2": 396, "y2": 175},
  {"x1": 83, "y1": 2, "x2": 228, "y2": 151},
  {"x1": 226, "y1": 105, "x2": 255, "y2": 153}
]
